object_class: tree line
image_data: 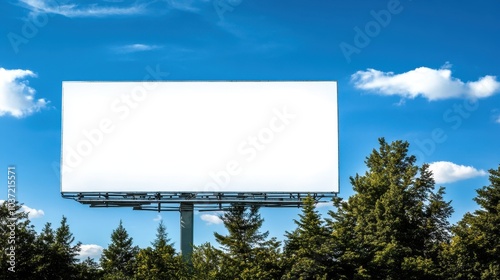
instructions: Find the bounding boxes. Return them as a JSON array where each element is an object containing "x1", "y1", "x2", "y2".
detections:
[{"x1": 1, "y1": 138, "x2": 499, "y2": 279}]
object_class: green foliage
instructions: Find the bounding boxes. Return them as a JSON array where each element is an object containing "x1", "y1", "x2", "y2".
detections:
[
  {"x1": 3, "y1": 139, "x2": 500, "y2": 280},
  {"x1": 75, "y1": 257, "x2": 103, "y2": 279},
  {"x1": 32, "y1": 216, "x2": 81, "y2": 279},
  {"x1": 282, "y1": 195, "x2": 332, "y2": 279},
  {"x1": 100, "y1": 220, "x2": 138, "y2": 279},
  {"x1": 135, "y1": 220, "x2": 190, "y2": 279},
  {"x1": 0, "y1": 200, "x2": 38, "y2": 280},
  {"x1": 192, "y1": 242, "x2": 225, "y2": 279},
  {"x1": 444, "y1": 165, "x2": 500, "y2": 280},
  {"x1": 213, "y1": 204, "x2": 283, "y2": 280},
  {"x1": 55, "y1": 216, "x2": 82, "y2": 278},
  {"x1": 327, "y1": 138, "x2": 453, "y2": 279}
]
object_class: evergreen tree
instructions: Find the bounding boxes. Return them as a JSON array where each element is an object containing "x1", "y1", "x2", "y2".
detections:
[
  {"x1": 135, "y1": 220, "x2": 189, "y2": 279},
  {"x1": 152, "y1": 220, "x2": 173, "y2": 249},
  {"x1": 33, "y1": 217, "x2": 81, "y2": 279},
  {"x1": 54, "y1": 216, "x2": 82, "y2": 278},
  {"x1": 444, "y1": 165, "x2": 500, "y2": 279},
  {"x1": 214, "y1": 204, "x2": 282, "y2": 280},
  {"x1": 100, "y1": 220, "x2": 138, "y2": 279},
  {"x1": 327, "y1": 138, "x2": 453, "y2": 279},
  {"x1": 0, "y1": 201, "x2": 38, "y2": 280},
  {"x1": 282, "y1": 195, "x2": 332, "y2": 279},
  {"x1": 192, "y1": 242, "x2": 226, "y2": 280},
  {"x1": 33, "y1": 222, "x2": 57, "y2": 278},
  {"x1": 75, "y1": 257, "x2": 103, "y2": 279}
]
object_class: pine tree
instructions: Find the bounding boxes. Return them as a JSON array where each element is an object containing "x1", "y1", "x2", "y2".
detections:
[
  {"x1": 135, "y1": 220, "x2": 189, "y2": 279},
  {"x1": 192, "y1": 242, "x2": 226, "y2": 280},
  {"x1": 75, "y1": 257, "x2": 103, "y2": 279},
  {"x1": 214, "y1": 204, "x2": 282, "y2": 280},
  {"x1": 282, "y1": 195, "x2": 332, "y2": 279},
  {"x1": 0, "y1": 201, "x2": 38, "y2": 280},
  {"x1": 33, "y1": 222, "x2": 57, "y2": 278},
  {"x1": 327, "y1": 138, "x2": 453, "y2": 279},
  {"x1": 32, "y1": 217, "x2": 82, "y2": 279},
  {"x1": 152, "y1": 220, "x2": 174, "y2": 249},
  {"x1": 100, "y1": 220, "x2": 138, "y2": 279},
  {"x1": 54, "y1": 216, "x2": 81, "y2": 278},
  {"x1": 444, "y1": 165, "x2": 500, "y2": 279}
]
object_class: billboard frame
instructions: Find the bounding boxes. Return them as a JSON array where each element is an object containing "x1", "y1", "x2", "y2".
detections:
[
  {"x1": 60, "y1": 80, "x2": 339, "y2": 194},
  {"x1": 61, "y1": 191, "x2": 338, "y2": 211},
  {"x1": 60, "y1": 80, "x2": 340, "y2": 263}
]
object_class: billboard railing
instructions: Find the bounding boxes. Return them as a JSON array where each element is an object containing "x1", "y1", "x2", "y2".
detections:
[{"x1": 62, "y1": 191, "x2": 337, "y2": 211}]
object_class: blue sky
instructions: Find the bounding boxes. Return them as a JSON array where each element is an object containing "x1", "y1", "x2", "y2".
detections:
[{"x1": 1, "y1": 0, "x2": 499, "y2": 260}]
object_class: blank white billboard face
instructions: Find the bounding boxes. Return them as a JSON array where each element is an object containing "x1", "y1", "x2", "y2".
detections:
[{"x1": 61, "y1": 81, "x2": 338, "y2": 193}]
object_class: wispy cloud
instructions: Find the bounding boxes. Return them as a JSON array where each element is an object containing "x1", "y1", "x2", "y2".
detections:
[
  {"x1": 114, "y1": 44, "x2": 163, "y2": 53},
  {"x1": 166, "y1": 0, "x2": 205, "y2": 12},
  {"x1": 18, "y1": 0, "x2": 149, "y2": 17},
  {"x1": 153, "y1": 214, "x2": 162, "y2": 221},
  {"x1": 315, "y1": 201, "x2": 332, "y2": 208},
  {"x1": 200, "y1": 213, "x2": 223, "y2": 225},
  {"x1": 492, "y1": 109, "x2": 500, "y2": 124},
  {"x1": 78, "y1": 244, "x2": 104, "y2": 260},
  {"x1": 0, "y1": 200, "x2": 45, "y2": 218},
  {"x1": 429, "y1": 161, "x2": 487, "y2": 184},
  {"x1": 0, "y1": 67, "x2": 48, "y2": 118},
  {"x1": 18, "y1": 0, "x2": 209, "y2": 18},
  {"x1": 352, "y1": 64, "x2": 500, "y2": 101}
]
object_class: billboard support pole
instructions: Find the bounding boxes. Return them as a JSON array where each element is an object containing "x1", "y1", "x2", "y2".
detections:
[{"x1": 180, "y1": 202, "x2": 194, "y2": 265}]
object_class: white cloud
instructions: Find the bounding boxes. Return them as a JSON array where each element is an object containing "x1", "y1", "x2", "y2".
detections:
[
  {"x1": 429, "y1": 161, "x2": 487, "y2": 184},
  {"x1": 21, "y1": 204, "x2": 45, "y2": 218},
  {"x1": 315, "y1": 201, "x2": 332, "y2": 208},
  {"x1": 78, "y1": 244, "x2": 104, "y2": 260},
  {"x1": 0, "y1": 200, "x2": 44, "y2": 218},
  {"x1": 494, "y1": 111, "x2": 500, "y2": 124},
  {"x1": 18, "y1": 0, "x2": 208, "y2": 18},
  {"x1": 200, "y1": 213, "x2": 223, "y2": 225},
  {"x1": 153, "y1": 214, "x2": 162, "y2": 221},
  {"x1": 19, "y1": 0, "x2": 148, "y2": 17},
  {"x1": 351, "y1": 65, "x2": 500, "y2": 101},
  {"x1": 115, "y1": 44, "x2": 162, "y2": 53},
  {"x1": 166, "y1": 0, "x2": 201, "y2": 12},
  {"x1": 0, "y1": 67, "x2": 48, "y2": 118}
]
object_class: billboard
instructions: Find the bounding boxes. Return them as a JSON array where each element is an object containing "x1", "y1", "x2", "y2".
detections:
[{"x1": 61, "y1": 81, "x2": 338, "y2": 193}]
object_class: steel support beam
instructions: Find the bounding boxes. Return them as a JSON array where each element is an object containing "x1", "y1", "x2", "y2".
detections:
[{"x1": 180, "y1": 202, "x2": 194, "y2": 264}]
